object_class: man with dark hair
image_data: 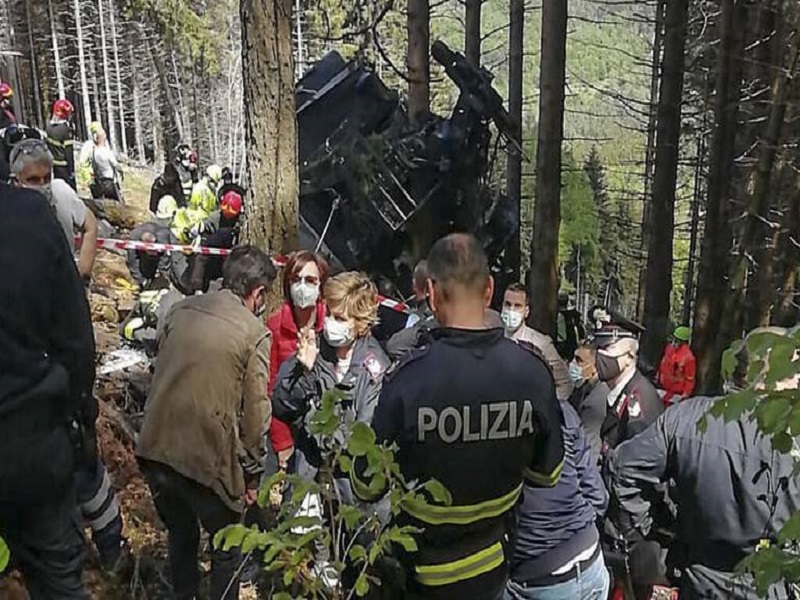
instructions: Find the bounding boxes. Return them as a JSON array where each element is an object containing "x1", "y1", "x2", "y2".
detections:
[
  {"x1": 0, "y1": 184, "x2": 95, "y2": 599},
  {"x1": 354, "y1": 233, "x2": 565, "y2": 600},
  {"x1": 136, "y1": 245, "x2": 276, "y2": 600},
  {"x1": 501, "y1": 283, "x2": 573, "y2": 401},
  {"x1": 410, "y1": 259, "x2": 432, "y2": 319}
]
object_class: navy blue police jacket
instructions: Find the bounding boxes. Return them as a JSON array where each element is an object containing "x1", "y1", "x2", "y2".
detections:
[{"x1": 354, "y1": 327, "x2": 565, "y2": 600}]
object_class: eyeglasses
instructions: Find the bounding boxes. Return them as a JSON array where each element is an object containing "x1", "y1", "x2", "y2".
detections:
[{"x1": 9, "y1": 139, "x2": 50, "y2": 166}]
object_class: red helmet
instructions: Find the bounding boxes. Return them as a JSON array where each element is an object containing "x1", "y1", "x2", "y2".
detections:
[
  {"x1": 188, "y1": 151, "x2": 198, "y2": 165},
  {"x1": 52, "y1": 99, "x2": 74, "y2": 119},
  {"x1": 220, "y1": 191, "x2": 243, "y2": 219},
  {"x1": 0, "y1": 83, "x2": 13, "y2": 99}
]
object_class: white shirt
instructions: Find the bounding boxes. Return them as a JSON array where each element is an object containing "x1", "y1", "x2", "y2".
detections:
[
  {"x1": 334, "y1": 355, "x2": 352, "y2": 383},
  {"x1": 606, "y1": 365, "x2": 637, "y2": 407},
  {"x1": 92, "y1": 144, "x2": 119, "y2": 179}
]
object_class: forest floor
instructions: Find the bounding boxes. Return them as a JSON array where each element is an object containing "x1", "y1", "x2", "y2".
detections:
[{"x1": 0, "y1": 168, "x2": 258, "y2": 600}]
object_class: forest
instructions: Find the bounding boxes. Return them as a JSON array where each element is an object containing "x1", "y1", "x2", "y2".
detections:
[
  {"x1": 1, "y1": 0, "x2": 800, "y2": 598},
  {"x1": 4, "y1": 0, "x2": 797, "y2": 392}
]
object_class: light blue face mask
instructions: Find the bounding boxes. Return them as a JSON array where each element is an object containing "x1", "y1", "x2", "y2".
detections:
[{"x1": 568, "y1": 360, "x2": 585, "y2": 386}]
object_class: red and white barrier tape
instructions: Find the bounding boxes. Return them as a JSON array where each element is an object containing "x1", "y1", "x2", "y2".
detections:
[{"x1": 89, "y1": 236, "x2": 410, "y2": 313}]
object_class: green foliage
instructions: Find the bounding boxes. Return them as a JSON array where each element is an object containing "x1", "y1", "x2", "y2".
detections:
[
  {"x1": 0, "y1": 536, "x2": 9, "y2": 573},
  {"x1": 214, "y1": 389, "x2": 445, "y2": 599},
  {"x1": 711, "y1": 327, "x2": 800, "y2": 594}
]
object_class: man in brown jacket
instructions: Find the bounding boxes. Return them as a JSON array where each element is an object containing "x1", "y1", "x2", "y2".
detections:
[{"x1": 136, "y1": 245, "x2": 276, "y2": 600}]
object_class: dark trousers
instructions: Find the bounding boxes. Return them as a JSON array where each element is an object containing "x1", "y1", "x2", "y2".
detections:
[
  {"x1": 0, "y1": 485, "x2": 89, "y2": 600},
  {"x1": 141, "y1": 461, "x2": 242, "y2": 600},
  {"x1": 76, "y1": 457, "x2": 124, "y2": 567}
]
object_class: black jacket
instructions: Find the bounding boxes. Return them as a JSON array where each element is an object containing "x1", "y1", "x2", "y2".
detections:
[
  {"x1": 46, "y1": 120, "x2": 76, "y2": 189},
  {"x1": 601, "y1": 369, "x2": 663, "y2": 454},
  {"x1": 272, "y1": 335, "x2": 389, "y2": 504},
  {"x1": 511, "y1": 402, "x2": 607, "y2": 583},
  {"x1": 360, "y1": 327, "x2": 565, "y2": 600},
  {"x1": 569, "y1": 378, "x2": 609, "y2": 463},
  {"x1": 0, "y1": 185, "x2": 95, "y2": 502},
  {"x1": 126, "y1": 222, "x2": 177, "y2": 286},
  {"x1": 608, "y1": 397, "x2": 800, "y2": 599}
]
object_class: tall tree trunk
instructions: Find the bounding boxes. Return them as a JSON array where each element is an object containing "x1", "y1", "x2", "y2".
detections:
[
  {"x1": 774, "y1": 168, "x2": 800, "y2": 326},
  {"x1": 640, "y1": 0, "x2": 689, "y2": 370},
  {"x1": 97, "y1": 0, "x2": 117, "y2": 148},
  {"x1": 90, "y1": 49, "x2": 102, "y2": 129},
  {"x1": 74, "y1": 0, "x2": 92, "y2": 135},
  {"x1": 506, "y1": 0, "x2": 524, "y2": 281},
  {"x1": 144, "y1": 29, "x2": 183, "y2": 143},
  {"x1": 29, "y1": 0, "x2": 44, "y2": 125},
  {"x1": 172, "y1": 52, "x2": 190, "y2": 145},
  {"x1": 240, "y1": 0, "x2": 299, "y2": 288},
  {"x1": 1, "y1": 0, "x2": 23, "y2": 119},
  {"x1": 47, "y1": 0, "x2": 65, "y2": 101},
  {"x1": 130, "y1": 46, "x2": 145, "y2": 162},
  {"x1": 529, "y1": 0, "x2": 567, "y2": 336},
  {"x1": 734, "y1": 19, "x2": 799, "y2": 329},
  {"x1": 682, "y1": 131, "x2": 706, "y2": 326},
  {"x1": 406, "y1": 0, "x2": 430, "y2": 123},
  {"x1": 636, "y1": 0, "x2": 666, "y2": 320},
  {"x1": 693, "y1": 0, "x2": 748, "y2": 394},
  {"x1": 465, "y1": 0, "x2": 481, "y2": 67},
  {"x1": 108, "y1": 0, "x2": 128, "y2": 156}
]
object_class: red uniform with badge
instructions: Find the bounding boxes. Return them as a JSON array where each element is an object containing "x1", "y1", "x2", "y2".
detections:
[{"x1": 656, "y1": 343, "x2": 696, "y2": 406}]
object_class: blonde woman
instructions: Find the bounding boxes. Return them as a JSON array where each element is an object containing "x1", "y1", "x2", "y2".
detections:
[{"x1": 272, "y1": 271, "x2": 389, "y2": 500}]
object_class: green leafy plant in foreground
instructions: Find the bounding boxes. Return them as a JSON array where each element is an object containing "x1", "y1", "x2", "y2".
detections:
[
  {"x1": 214, "y1": 389, "x2": 452, "y2": 600},
  {"x1": 702, "y1": 326, "x2": 800, "y2": 596},
  {"x1": 0, "y1": 536, "x2": 9, "y2": 573}
]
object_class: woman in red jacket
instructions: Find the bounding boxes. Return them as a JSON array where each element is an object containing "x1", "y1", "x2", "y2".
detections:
[{"x1": 266, "y1": 250, "x2": 329, "y2": 465}]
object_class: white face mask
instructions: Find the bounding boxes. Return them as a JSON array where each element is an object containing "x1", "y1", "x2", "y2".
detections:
[
  {"x1": 500, "y1": 309, "x2": 524, "y2": 332},
  {"x1": 323, "y1": 317, "x2": 354, "y2": 348},
  {"x1": 568, "y1": 360, "x2": 586, "y2": 386},
  {"x1": 290, "y1": 281, "x2": 320, "y2": 309}
]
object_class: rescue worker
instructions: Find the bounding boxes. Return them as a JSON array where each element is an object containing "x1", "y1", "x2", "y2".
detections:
[
  {"x1": 136, "y1": 246, "x2": 276, "y2": 600},
  {"x1": 185, "y1": 185, "x2": 243, "y2": 292},
  {"x1": 506, "y1": 402, "x2": 609, "y2": 600},
  {"x1": 46, "y1": 99, "x2": 77, "y2": 190},
  {"x1": 0, "y1": 184, "x2": 94, "y2": 599},
  {"x1": 608, "y1": 336, "x2": 800, "y2": 599},
  {"x1": 174, "y1": 143, "x2": 198, "y2": 202},
  {"x1": 265, "y1": 251, "x2": 330, "y2": 467},
  {"x1": 593, "y1": 324, "x2": 663, "y2": 456},
  {"x1": 10, "y1": 138, "x2": 98, "y2": 281},
  {"x1": 501, "y1": 283, "x2": 573, "y2": 401},
  {"x1": 90, "y1": 127, "x2": 123, "y2": 202},
  {"x1": 355, "y1": 234, "x2": 565, "y2": 600},
  {"x1": 149, "y1": 161, "x2": 186, "y2": 212},
  {"x1": 126, "y1": 195, "x2": 179, "y2": 288},
  {"x1": 656, "y1": 325, "x2": 696, "y2": 406},
  {"x1": 567, "y1": 341, "x2": 609, "y2": 463},
  {"x1": 0, "y1": 82, "x2": 16, "y2": 129},
  {"x1": 189, "y1": 164, "x2": 222, "y2": 214},
  {"x1": 0, "y1": 122, "x2": 44, "y2": 181}
]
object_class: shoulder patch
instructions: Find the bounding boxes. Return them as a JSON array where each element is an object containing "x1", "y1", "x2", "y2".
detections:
[
  {"x1": 628, "y1": 397, "x2": 642, "y2": 418},
  {"x1": 363, "y1": 353, "x2": 386, "y2": 382}
]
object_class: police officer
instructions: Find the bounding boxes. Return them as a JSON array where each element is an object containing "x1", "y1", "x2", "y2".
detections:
[
  {"x1": 607, "y1": 336, "x2": 800, "y2": 598},
  {"x1": 354, "y1": 233, "x2": 565, "y2": 600},
  {"x1": 593, "y1": 324, "x2": 663, "y2": 457}
]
